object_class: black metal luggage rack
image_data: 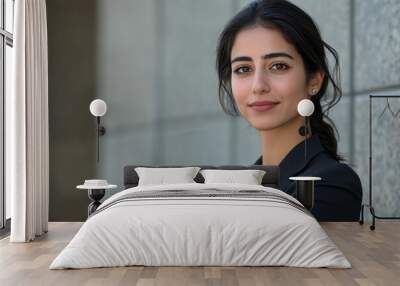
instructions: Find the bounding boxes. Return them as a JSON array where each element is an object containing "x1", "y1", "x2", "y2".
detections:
[{"x1": 359, "y1": 95, "x2": 400, "y2": 230}]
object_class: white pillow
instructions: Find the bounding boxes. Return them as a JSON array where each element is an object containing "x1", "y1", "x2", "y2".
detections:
[
  {"x1": 135, "y1": 167, "x2": 201, "y2": 186},
  {"x1": 200, "y1": 169, "x2": 266, "y2": 185}
]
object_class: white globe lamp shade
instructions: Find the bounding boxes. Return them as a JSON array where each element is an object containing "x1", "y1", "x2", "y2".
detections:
[
  {"x1": 297, "y1": 99, "x2": 314, "y2": 117},
  {"x1": 90, "y1": 99, "x2": 107, "y2": 117}
]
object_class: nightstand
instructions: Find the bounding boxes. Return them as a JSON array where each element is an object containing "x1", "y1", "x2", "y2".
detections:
[
  {"x1": 76, "y1": 179, "x2": 117, "y2": 217},
  {"x1": 289, "y1": 176, "x2": 321, "y2": 210}
]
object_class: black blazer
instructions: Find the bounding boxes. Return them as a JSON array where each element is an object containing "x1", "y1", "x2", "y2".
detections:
[{"x1": 254, "y1": 134, "x2": 363, "y2": 221}]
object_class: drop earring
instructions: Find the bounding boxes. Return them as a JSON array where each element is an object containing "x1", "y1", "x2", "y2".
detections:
[{"x1": 298, "y1": 125, "x2": 310, "y2": 136}]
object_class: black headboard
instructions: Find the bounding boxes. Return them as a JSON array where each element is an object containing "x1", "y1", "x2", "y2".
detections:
[{"x1": 124, "y1": 165, "x2": 280, "y2": 189}]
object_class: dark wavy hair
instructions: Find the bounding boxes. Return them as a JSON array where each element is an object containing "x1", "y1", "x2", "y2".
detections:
[{"x1": 216, "y1": 0, "x2": 345, "y2": 162}]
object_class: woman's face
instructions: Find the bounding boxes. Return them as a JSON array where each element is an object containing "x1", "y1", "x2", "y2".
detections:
[{"x1": 230, "y1": 25, "x2": 320, "y2": 131}]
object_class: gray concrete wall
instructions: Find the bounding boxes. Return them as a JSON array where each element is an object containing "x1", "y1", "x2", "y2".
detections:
[
  {"x1": 94, "y1": 0, "x2": 257, "y2": 201},
  {"x1": 95, "y1": 0, "x2": 159, "y2": 198},
  {"x1": 48, "y1": 0, "x2": 400, "y2": 221},
  {"x1": 352, "y1": 0, "x2": 400, "y2": 219},
  {"x1": 295, "y1": 0, "x2": 400, "y2": 220}
]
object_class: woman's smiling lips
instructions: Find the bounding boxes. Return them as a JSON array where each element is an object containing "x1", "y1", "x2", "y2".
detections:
[{"x1": 248, "y1": 100, "x2": 279, "y2": 112}]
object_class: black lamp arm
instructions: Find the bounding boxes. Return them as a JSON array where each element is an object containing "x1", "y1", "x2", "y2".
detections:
[
  {"x1": 96, "y1": 116, "x2": 106, "y2": 136},
  {"x1": 95, "y1": 116, "x2": 106, "y2": 163}
]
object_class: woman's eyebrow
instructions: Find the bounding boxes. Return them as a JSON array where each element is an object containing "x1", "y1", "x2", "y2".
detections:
[
  {"x1": 263, "y1": 52, "x2": 294, "y2": 60},
  {"x1": 231, "y1": 52, "x2": 294, "y2": 64}
]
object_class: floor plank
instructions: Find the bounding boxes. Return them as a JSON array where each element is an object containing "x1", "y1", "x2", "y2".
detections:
[{"x1": 0, "y1": 222, "x2": 399, "y2": 286}]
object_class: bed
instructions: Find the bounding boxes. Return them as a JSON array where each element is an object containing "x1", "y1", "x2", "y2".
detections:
[{"x1": 49, "y1": 165, "x2": 350, "y2": 269}]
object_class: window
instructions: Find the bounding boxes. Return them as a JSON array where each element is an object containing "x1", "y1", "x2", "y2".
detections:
[{"x1": 0, "y1": 0, "x2": 14, "y2": 231}]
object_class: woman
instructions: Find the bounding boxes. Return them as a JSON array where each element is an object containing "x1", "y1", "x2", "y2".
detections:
[{"x1": 216, "y1": 0, "x2": 362, "y2": 221}]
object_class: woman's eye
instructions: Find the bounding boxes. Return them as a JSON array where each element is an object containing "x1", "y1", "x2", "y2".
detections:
[
  {"x1": 233, "y1": 66, "x2": 252, "y2": 74},
  {"x1": 271, "y1": 63, "x2": 289, "y2": 71}
]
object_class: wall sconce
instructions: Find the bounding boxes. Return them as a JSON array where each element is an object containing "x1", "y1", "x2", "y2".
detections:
[
  {"x1": 297, "y1": 98, "x2": 314, "y2": 161},
  {"x1": 89, "y1": 99, "x2": 107, "y2": 162},
  {"x1": 290, "y1": 98, "x2": 321, "y2": 211}
]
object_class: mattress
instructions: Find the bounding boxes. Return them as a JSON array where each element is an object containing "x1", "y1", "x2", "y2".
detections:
[{"x1": 49, "y1": 183, "x2": 350, "y2": 269}]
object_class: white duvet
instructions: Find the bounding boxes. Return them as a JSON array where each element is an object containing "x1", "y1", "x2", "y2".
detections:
[{"x1": 50, "y1": 183, "x2": 351, "y2": 269}]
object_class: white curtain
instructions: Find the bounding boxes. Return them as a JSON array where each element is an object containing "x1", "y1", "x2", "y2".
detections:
[{"x1": 7, "y1": 0, "x2": 49, "y2": 242}]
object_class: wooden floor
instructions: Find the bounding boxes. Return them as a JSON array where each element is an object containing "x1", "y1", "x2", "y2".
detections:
[{"x1": 0, "y1": 222, "x2": 399, "y2": 286}]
